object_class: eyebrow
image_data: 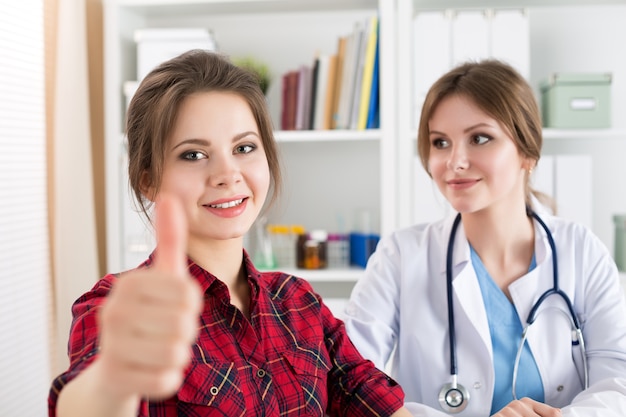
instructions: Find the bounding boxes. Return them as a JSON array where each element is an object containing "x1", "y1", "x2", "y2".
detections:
[
  {"x1": 171, "y1": 131, "x2": 260, "y2": 151},
  {"x1": 429, "y1": 122, "x2": 495, "y2": 136}
]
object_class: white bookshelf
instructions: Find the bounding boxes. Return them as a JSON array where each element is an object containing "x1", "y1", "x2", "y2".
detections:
[{"x1": 104, "y1": 0, "x2": 626, "y2": 292}]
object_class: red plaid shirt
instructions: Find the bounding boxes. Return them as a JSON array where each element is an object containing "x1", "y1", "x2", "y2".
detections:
[{"x1": 49, "y1": 251, "x2": 404, "y2": 416}]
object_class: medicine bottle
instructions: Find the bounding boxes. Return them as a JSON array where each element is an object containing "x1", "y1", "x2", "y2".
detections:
[
  {"x1": 305, "y1": 230, "x2": 328, "y2": 269},
  {"x1": 304, "y1": 240, "x2": 322, "y2": 269},
  {"x1": 327, "y1": 233, "x2": 350, "y2": 268},
  {"x1": 293, "y1": 225, "x2": 307, "y2": 269}
]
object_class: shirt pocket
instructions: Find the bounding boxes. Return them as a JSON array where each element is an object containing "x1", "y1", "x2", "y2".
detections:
[
  {"x1": 177, "y1": 361, "x2": 246, "y2": 415},
  {"x1": 278, "y1": 345, "x2": 331, "y2": 416}
]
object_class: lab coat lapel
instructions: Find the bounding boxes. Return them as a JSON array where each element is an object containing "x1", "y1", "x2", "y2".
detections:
[
  {"x1": 453, "y1": 262, "x2": 493, "y2": 357},
  {"x1": 508, "y1": 218, "x2": 553, "y2": 331}
]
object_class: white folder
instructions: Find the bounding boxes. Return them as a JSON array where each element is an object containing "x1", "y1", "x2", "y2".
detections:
[
  {"x1": 413, "y1": 11, "x2": 451, "y2": 124},
  {"x1": 451, "y1": 10, "x2": 489, "y2": 67},
  {"x1": 491, "y1": 9, "x2": 530, "y2": 80}
]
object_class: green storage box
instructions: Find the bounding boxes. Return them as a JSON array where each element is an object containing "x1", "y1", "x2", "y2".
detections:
[{"x1": 541, "y1": 73, "x2": 612, "y2": 128}]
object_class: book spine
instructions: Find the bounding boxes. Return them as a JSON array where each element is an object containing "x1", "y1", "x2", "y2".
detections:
[{"x1": 357, "y1": 15, "x2": 379, "y2": 130}]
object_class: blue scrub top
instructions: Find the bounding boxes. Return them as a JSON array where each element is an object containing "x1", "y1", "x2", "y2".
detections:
[{"x1": 470, "y1": 246, "x2": 545, "y2": 414}]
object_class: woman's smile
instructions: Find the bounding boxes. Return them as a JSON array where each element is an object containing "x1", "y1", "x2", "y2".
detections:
[{"x1": 203, "y1": 196, "x2": 249, "y2": 218}]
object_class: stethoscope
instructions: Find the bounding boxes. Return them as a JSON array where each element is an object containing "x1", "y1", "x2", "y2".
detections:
[{"x1": 438, "y1": 209, "x2": 589, "y2": 413}]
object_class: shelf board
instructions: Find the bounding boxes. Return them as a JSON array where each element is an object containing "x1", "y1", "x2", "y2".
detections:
[
  {"x1": 259, "y1": 267, "x2": 364, "y2": 282},
  {"x1": 275, "y1": 129, "x2": 381, "y2": 143},
  {"x1": 542, "y1": 128, "x2": 626, "y2": 140},
  {"x1": 412, "y1": 0, "x2": 626, "y2": 10},
  {"x1": 116, "y1": 0, "x2": 379, "y2": 16}
]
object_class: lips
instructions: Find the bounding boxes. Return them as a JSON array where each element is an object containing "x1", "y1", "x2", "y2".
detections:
[{"x1": 446, "y1": 178, "x2": 480, "y2": 190}]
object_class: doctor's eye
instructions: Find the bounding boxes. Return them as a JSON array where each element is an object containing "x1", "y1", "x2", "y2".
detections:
[
  {"x1": 181, "y1": 150, "x2": 208, "y2": 161},
  {"x1": 431, "y1": 138, "x2": 450, "y2": 149},
  {"x1": 471, "y1": 134, "x2": 492, "y2": 145},
  {"x1": 235, "y1": 143, "x2": 256, "y2": 154}
]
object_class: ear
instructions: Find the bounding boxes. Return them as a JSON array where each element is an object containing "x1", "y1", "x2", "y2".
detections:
[
  {"x1": 139, "y1": 170, "x2": 157, "y2": 202},
  {"x1": 523, "y1": 158, "x2": 537, "y2": 175}
]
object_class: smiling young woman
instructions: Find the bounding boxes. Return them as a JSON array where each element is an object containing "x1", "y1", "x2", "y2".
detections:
[{"x1": 49, "y1": 50, "x2": 413, "y2": 417}]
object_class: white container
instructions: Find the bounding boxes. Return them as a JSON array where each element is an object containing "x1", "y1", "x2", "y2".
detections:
[{"x1": 134, "y1": 28, "x2": 218, "y2": 80}]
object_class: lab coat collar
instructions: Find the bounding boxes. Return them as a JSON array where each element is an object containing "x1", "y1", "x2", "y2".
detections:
[
  {"x1": 437, "y1": 210, "x2": 554, "y2": 275},
  {"x1": 438, "y1": 210, "x2": 560, "y2": 365}
]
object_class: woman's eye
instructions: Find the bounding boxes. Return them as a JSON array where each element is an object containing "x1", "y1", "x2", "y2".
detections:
[
  {"x1": 181, "y1": 151, "x2": 207, "y2": 161},
  {"x1": 235, "y1": 144, "x2": 256, "y2": 154},
  {"x1": 472, "y1": 134, "x2": 491, "y2": 145},
  {"x1": 431, "y1": 138, "x2": 449, "y2": 149}
]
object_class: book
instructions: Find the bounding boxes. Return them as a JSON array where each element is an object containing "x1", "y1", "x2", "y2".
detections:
[
  {"x1": 295, "y1": 65, "x2": 312, "y2": 130},
  {"x1": 366, "y1": 36, "x2": 380, "y2": 129},
  {"x1": 323, "y1": 54, "x2": 338, "y2": 129},
  {"x1": 286, "y1": 70, "x2": 300, "y2": 130},
  {"x1": 312, "y1": 55, "x2": 330, "y2": 130},
  {"x1": 336, "y1": 22, "x2": 362, "y2": 129},
  {"x1": 331, "y1": 36, "x2": 347, "y2": 129},
  {"x1": 357, "y1": 15, "x2": 379, "y2": 130},
  {"x1": 308, "y1": 56, "x2": 320, "y2": 130},
  {"x1": 349, "y1": 18, "x2": 370, "y2": 130},
  {"x1": 280, "y1": 70, "x2": 299, "y2": 130}
]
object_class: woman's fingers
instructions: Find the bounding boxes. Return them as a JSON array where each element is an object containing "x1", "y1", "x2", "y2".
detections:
[
  {"x1": 492, "y1": 397, "x2": 562, "y2": 417},
  {"x1": 97, "y1": 195, "x2": 203, "y2": 399}
]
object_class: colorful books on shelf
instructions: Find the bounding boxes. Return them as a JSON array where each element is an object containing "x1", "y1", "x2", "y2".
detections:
[{"x1": 279, "y1": 14, "x2": 380, "y2": 131}]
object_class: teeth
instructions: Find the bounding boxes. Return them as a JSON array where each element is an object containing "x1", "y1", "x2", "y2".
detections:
[{"x1": 209, "y1": 199, "x2": 243, "y2": 209}]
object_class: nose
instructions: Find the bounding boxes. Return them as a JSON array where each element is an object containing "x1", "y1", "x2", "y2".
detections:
[
  {"x1": 447, "y1": 143, "x2": 469, "y2": 172},
  {"x1": 209, "y1": 153, "x2": 242, "y2": 187}
]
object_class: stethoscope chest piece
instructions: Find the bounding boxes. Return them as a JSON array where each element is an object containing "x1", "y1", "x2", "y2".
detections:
[{"x1": 438, "y1": 382, "x2": 469, "y2": 413}]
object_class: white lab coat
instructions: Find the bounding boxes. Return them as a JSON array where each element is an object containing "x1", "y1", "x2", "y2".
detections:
[{"x1": 344, "y1": 212, "x2": 626, "y2": 416}]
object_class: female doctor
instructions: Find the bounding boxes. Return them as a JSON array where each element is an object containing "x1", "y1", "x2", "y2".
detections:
[{"x1": 343, "y1": 59, "x2": 626, "y2": 416}]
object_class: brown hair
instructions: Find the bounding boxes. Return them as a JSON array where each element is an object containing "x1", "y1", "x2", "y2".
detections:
[
  {"x1": 126, "y1": 49, "x2": 281, "y2": 221},
  {"x1": 417, "y1": 59, "x2": 553, "y2": 210}
]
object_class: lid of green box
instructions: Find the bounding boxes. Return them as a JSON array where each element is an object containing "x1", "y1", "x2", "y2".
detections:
[{"x1": 541, "y1": 73, "x2": 612, "y2": 89}]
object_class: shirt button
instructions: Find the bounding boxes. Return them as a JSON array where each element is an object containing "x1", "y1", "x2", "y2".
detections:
[
  {"x1": 257, "y1": 369, "x2": 266, "y2": 378},
  {"x1": 473, "y1": 382, "x2": 482, "y2": 390},
  {"x1": 556, "y1": 385, "x2": 564, "y2": 392},
  {"x1": 210, "y1": 386, "x2": 219, "y2": 396}
]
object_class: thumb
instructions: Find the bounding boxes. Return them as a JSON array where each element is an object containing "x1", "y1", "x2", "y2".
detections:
[{"x1": 153, "y1": 194, "x2": 188, "y2": 277}]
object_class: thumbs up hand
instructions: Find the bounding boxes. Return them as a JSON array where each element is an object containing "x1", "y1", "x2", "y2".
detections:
[{"x1": 97, "y1": 194, "x2": 204, "y2": 401}]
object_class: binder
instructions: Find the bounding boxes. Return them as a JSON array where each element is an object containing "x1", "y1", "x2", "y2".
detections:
[
  {"x1": 491, "y1": 9, "x2": 530, "y2": 80},
  {"x1": 413, "y1": 11, "x2": 451, "y2": 125},
  {"x1": 451, "y1": 10, "x2": 489, "y2": 67}
]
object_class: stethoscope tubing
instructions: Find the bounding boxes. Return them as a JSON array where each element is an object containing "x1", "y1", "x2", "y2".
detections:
[
  {"x1": 446, "y1": 213, "x2": 463, "y2": 377},
  {"x1": 441, "y1": 209, "x2": 588, "y2": 412}
]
